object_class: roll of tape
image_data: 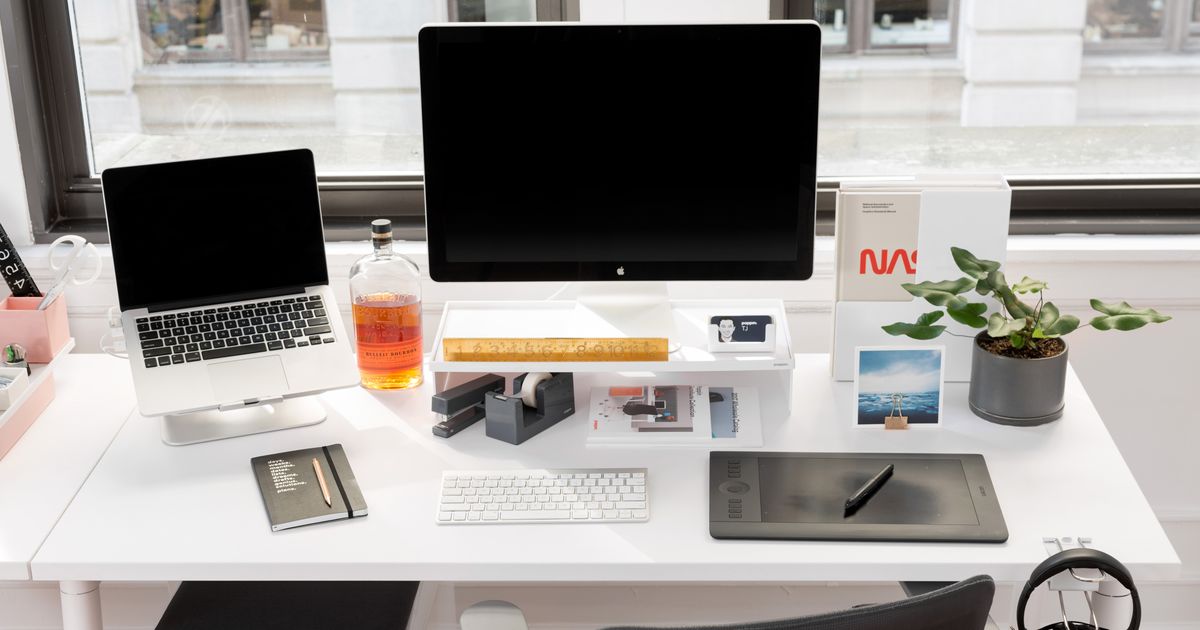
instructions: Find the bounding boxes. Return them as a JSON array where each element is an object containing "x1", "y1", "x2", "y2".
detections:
[{"x1": 520, "y1": 372, "x2": 554, "y2": 408}]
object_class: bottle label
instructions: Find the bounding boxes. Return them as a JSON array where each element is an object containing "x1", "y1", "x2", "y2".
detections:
[{"x1": 356, "y1": 337, "x2": 423, "y2": 370}]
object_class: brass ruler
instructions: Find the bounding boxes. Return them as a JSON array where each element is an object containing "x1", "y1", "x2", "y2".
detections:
[{"x1": 442, "y1": 337, "x2": 669, "y2": 362}]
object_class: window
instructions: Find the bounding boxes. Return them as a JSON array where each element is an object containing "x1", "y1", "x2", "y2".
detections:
[
  {"x1": 1085, "y1": 0, "x2": 1200, "y2": 51},
  {"x1": 797, "y1": 0, "x2": 957, "y2": 53},
  {"x1": 136, "y1": 0, "x2": 329, "y2": 63},
  {"x1": 4, "y1": 0, "x2": 1199, "y2": 242}
]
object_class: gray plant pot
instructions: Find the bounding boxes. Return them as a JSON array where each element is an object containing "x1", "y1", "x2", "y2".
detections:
[{"x1": 968, "y1": 332, "x2": 1068, "y2": 426}]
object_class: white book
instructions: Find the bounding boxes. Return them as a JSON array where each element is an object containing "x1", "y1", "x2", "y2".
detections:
[{"x1": 586, "y1": 385, "x2": 762, "y2": 448}]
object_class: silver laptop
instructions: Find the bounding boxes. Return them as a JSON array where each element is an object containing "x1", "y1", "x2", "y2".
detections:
[{"x1": 102, "y1": 149, "x2": 359, "y2": 417}]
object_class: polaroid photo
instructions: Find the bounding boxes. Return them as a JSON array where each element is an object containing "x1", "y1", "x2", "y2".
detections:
[
  {"x1": 853, "y1": 346, "x2": 945, "y2": 429},
  {"x1": 708, "y1": 315, "x2": 775, "y2": 353}
]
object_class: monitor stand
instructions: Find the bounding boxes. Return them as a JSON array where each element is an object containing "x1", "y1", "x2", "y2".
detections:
[
  {"x1": 160, "y1": 397, "x2": 327, "y2": 446},
  {"x1": 574, "y1": 281, "x2": 681, "y2": 352}
]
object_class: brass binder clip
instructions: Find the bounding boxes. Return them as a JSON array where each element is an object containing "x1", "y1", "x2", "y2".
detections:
[{"x1": 884, "y1": 393, "x2": 908, "y2": 430}]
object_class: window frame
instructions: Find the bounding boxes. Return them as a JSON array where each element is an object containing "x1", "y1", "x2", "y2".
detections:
[{"x1": 5, "y1": 0, "x2": 1200, "y2": 244}]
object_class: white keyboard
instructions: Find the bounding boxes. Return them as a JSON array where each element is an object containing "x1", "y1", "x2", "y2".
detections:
[{"x1": 437, "y1": 468, "x2": 649, "y2": 524}]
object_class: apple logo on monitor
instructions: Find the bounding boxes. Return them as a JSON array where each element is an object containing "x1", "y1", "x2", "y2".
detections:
[{"x1": 617, "y1": 266, "x2": 625, "y2": 276}]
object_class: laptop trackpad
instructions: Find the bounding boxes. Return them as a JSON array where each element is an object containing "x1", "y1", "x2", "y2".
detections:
[{"x1": 208, "y1": 357, "x2": 289, "y2": 403}]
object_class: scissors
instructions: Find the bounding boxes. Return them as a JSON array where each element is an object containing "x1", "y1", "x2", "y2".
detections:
[{"x1": 36, "y1": 235, "x2": 102, "y2": 310}]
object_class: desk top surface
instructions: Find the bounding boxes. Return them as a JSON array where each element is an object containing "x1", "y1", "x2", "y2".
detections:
[
  {"x1": 31, "y1": 355, "x2": 1180, "y2": 583},
  {"x1": 0, "y1": 355, "x2": 136, "y2": 580}
]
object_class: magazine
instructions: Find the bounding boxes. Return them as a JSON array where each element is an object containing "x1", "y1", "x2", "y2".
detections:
[{"x1": 587, "y1": 385, "x2": 762, "y2": 447}]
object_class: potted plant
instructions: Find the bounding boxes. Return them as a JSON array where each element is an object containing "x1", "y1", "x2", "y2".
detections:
[{"x1": 881, "y1": 247, "x2": 1171, "y2": 426}]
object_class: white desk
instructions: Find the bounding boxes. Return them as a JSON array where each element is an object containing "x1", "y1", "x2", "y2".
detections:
[
  {"x1": 0, "y1": 355, "x2": 136, "y2": 580},
  {"x1": 30, "y1": 355, "x2": 1179, "y2": 628}
]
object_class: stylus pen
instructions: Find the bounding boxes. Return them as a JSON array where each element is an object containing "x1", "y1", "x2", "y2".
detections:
[
  {"x1": 312, "y1": 458, "x2": 332, "y2": 507},
  {"x1": 844, "y1": 464, "x2": 894, "y2": 515}
]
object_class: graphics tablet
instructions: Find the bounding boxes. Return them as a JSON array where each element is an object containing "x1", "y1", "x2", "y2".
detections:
[{"x1": 710, "y1": 452, "x2": 1008, "y2": 543}]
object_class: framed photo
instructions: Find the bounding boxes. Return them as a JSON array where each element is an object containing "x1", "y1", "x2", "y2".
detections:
[{"x1": 853, "y1": 346, "x2": 945, "y2": 428}]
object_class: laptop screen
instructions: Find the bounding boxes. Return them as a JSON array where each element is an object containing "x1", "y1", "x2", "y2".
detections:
[{"x1": 102, "y1": 149, "x2": 329, "y2": 311}]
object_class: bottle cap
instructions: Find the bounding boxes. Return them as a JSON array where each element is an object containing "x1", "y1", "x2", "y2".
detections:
[{"x1": 371, "y1": 219, "x2": 392, "y2": 235}]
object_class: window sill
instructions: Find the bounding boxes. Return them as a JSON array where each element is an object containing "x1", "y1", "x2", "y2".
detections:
[{"x1": 134, "y1": 63, "x2": 332, "y2": 86}]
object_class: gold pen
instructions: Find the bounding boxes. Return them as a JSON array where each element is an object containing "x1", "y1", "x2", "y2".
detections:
[{"x1": 312, "y1": 457, "x2": 332, "y2": 507}]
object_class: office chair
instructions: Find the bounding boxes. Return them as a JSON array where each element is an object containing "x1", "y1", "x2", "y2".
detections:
[
  {"x1": 154, "y1": 581, "x2": 419, "y2": 630},
  {"x1": 460, "y1": 575, "x2": 996, "y2": 630}
]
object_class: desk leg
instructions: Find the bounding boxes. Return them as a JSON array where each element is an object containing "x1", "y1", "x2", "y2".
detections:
[{"x1": 59, "y1": 581, "x2": 102, "y2": 630}]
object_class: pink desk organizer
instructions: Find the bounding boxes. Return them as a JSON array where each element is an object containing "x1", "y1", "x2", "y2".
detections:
[
  {"x1": 0, "y1": 372, "x2": 55, "y2": 461},
  {"x1": 0, "y1": 295, "x2": 70, "y2": 364}
]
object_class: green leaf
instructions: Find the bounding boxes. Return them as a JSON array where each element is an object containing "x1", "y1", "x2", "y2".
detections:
[
  {"x1": 1009, "y1": 332, "x2": 1026, "y2": 349},
  {"x1": 1013, "y1": 276, "x2": 1048, "y2": 294},
  {"x1": 946, "y1": 301, "x2": 988, "y2": 328},
  {"x1": 916, "y1": 311, "x2": 945, "y2": 326},
  {"x1": 1088, "y1": 300, "x2": 1172, "y2": 331},
  {"x1": 987, "y1": 271, "x2": 1035, "y2": 319},
  {"x1": 1037, "y1": 302, "x2": 1080, "y2": 337},
  {"x1": 901, "y1": 278, "x2": 977, "y2": 310},
  {"x1": 987, "y1": 312, "x2": 1027, "y2": 338},
  {"x1": 882, "y1": 310, "x2": 947, "y2": 340},
  {"x1": 951, "y1": 247, "x2": 1001, "y2": 280}
]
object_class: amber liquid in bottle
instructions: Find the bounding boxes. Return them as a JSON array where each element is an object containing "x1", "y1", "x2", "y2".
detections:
[{"x1": 353, "y1": 293, "x2": 423, "y2": 390}]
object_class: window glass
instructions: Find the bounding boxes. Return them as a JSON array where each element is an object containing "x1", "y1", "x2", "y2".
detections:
[
  {"x1": 870, "y1": 0, "x2": 953, "y2": 47},
  {"x1": 1085, "y1": 0, "x2": 1165, "y2": 42},
  {"x1": 74, "y1": 0, "x2": 1200, "y2": 179},
  {"x1": 815, "y1": 0, "x2": 850, "y2": 48},
  {"x1": 247, "y1": 0, "x2": 329, "y2": 53}
]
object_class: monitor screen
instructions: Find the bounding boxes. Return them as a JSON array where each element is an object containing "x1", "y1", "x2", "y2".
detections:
[
  {"x1": 419, "y1": 23, "x2": 821, "y2": 282},
  {"x1": 102, "y1": 149, "x2": 329, "y2": 311}
]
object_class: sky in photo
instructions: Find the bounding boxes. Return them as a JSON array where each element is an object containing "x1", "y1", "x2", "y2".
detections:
[{"x1": 858, "y1": 349, "x2": 943, "y2": 394}]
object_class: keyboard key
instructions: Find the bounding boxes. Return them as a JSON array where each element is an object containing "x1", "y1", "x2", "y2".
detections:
[
  {"x1": 143, "y1": 347, "x2": 171, "y2": 358},
  {"x1": 184, "y1": 352, "x2": 201, "y2": 362},
  {"x1": 310, "y1": 295, "x2": 322, "y2": 302},
  {"x1": 255, "y1": 325, "x2": 269, "y2": 334},
  {"x1": 203, "y1": 308, "x2": 215, "y2": 314},
  {"x1": 202, "y1": 343, "x2": 268, "y2": 360},
  {"x1": 322, "y1": 336, "x2": 335, "y2": 344},
  {"x1": 297, "y1": 341, "x2": 309, "y2": 347},
  {"x1": 172, "y1": 345, "x2": 185, "y2": 354},
  {"x1": 200, "y1": 341, "x2": 213, "y2": 351},
  {"x1": 157, "y1": 356, "x2": 171, "y2": 367},
  {"x1": 144, "y1": 358, "x2": 157, "y2": 368},
  {"x1": 136, "y1": 317, "x2": 148, "y2": 323},
  {"x1": 283, "y1": 338, "x2": 296, "y2": 348},
  {"x1": 186, "y1": 343, "x2": 199, "y2": 352},
  {"x1": 214, "y1": 339, "x2": 226, "y2": 348},
  {"x1": 189, "y1": 334, "x2": 202, "y2": 343},
  {"x1": 142, "y1": 339, "x2": 164, "y2": 349},
  {"x1": 268, "y1": 341, "x2": 283, "y2": 350},
  {"x1": 312, "y1": 308, "x2": 326, "y2": 317},
  {"x1": 303, "y1": 325, "x2": 332, "y2": 336},
  {"x1": 270, "y1": 300, "x2": 282, "y2": 306},
  {"x1": 306, "y1": 317, "x2": 330, "y2": 327},
  {"x1": 265, "y1": 332, "x2": 278, "y2": 342},
  {"x1": 291, "y1": 329, "x2": 304, "y2": 338},
  {"x1": 171, "y1": 354, "x2": 185, "y2": 364},
  {"x1": 137, "y1": 323, "x2": 150, "y2": 332},
  {"x1": 138, "y1": 331, "x2": 158, "y2": 341},
  {"x1": 239, "y1": 336, "x2": 252, "y2": 345},
  {"x1": 502, "y1": 510, "x2": 571, "y2": 521}
]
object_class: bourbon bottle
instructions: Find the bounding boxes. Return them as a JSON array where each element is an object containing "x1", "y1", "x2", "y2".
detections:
[{"x1": 349, "y1": 219, "x2": 423, "y2": 390}]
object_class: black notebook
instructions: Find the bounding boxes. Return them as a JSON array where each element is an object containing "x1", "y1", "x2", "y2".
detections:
[{"x1": 252, "y1": 444, "x2": 368, "y2": 531}]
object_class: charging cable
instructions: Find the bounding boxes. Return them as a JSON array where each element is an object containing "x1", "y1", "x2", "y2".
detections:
[{"x1": 100, "y1": 305, "x2": 128, "y2": 359}]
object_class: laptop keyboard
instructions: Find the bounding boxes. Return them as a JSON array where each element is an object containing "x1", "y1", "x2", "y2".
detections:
[{"x1": 135, "y1": 295, "x2": 334, "y2": 368}]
